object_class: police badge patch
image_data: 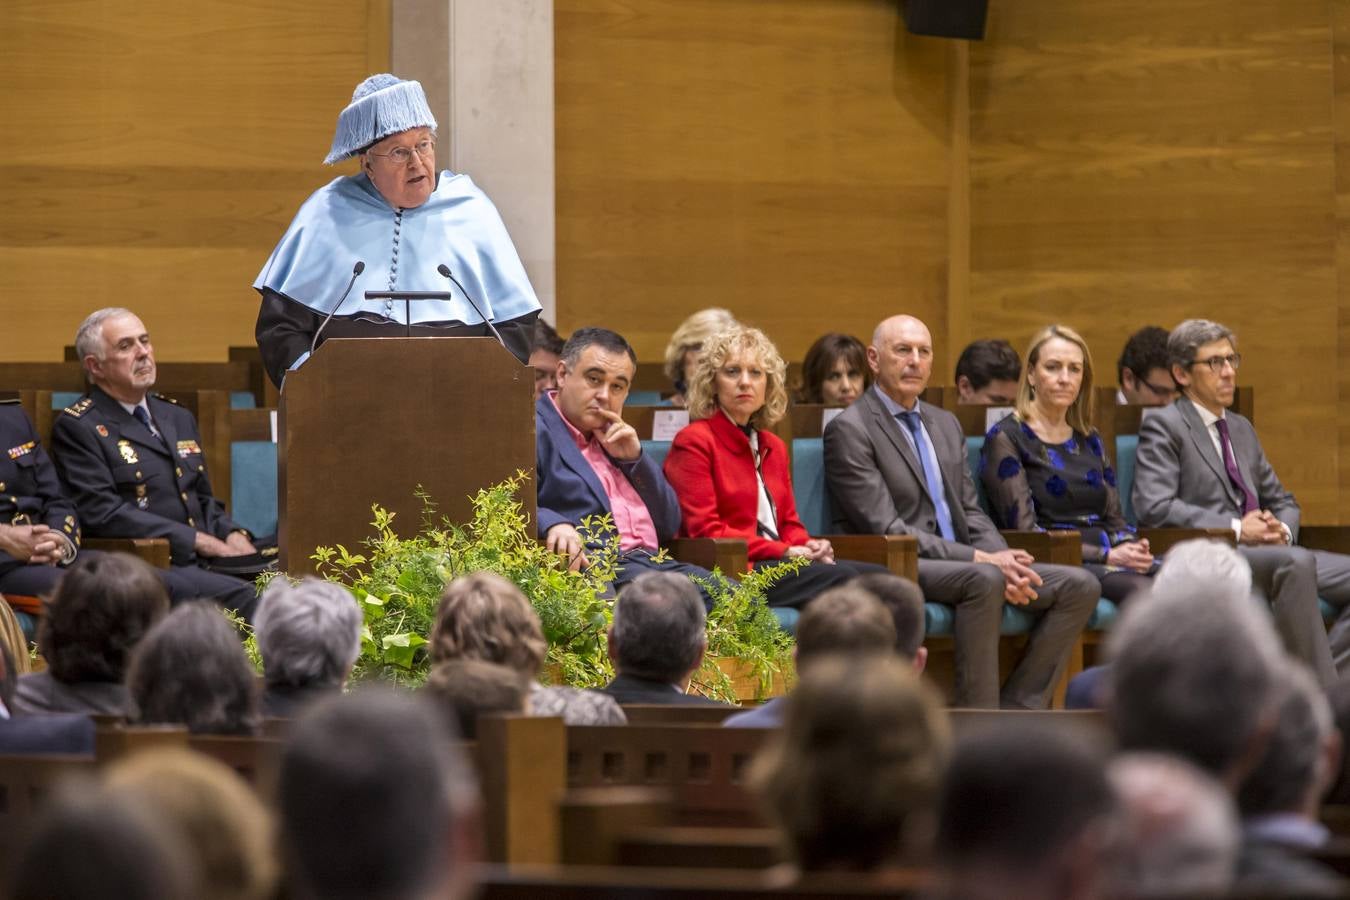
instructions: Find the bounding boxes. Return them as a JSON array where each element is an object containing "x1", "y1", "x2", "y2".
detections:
[{"x1": 117, "y1": 440, "x2": 139, "y2": 464}]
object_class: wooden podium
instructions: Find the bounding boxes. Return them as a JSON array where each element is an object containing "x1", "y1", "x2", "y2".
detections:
[{"x1": 277, "y1": 337, "x2": 535, "y2": 573}]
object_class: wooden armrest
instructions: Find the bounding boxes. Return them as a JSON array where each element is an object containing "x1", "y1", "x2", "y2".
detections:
[
  {"x1": 1000, "y1": 530, "x2": 1083, "y2": 566},
  {"x1": 665, "y1": 538, "x2": 748, "y2": 577},
  {"x1": 1298, "y1": 526, "x2": 1350, "y2": 555},
  {"x1": 1138, "y1": 527, "x2": 1235, "y2": 556},
  {"x1": 823, "y1": 534, "x2": 918, "y2": 581},
  {"x1": 83, "y1": 537, "x2": 172, "y2": 570}
]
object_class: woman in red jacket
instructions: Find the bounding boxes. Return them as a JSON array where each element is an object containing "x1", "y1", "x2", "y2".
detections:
[{"x1": 663, "y1": 325, "x2": 887, "y2": 609}]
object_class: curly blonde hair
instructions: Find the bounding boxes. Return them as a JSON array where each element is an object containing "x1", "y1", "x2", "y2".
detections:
[
  {"x1": 429, "y1": 572, "x2": 546, "y2": 676},
  {"x1": 684, "y1": 324, "x2": 789, "y2": 429},
  {"x1": 662, "y1": 308, "x2": 738, "y2": 386}
]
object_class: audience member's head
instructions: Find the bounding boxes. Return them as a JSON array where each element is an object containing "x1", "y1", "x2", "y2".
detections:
[
  {"x1": 608, "y1": 572, "x2": 707, "y2": 689},
  {"x1": 39, "y1": 551, "x2": 169, "y2": 685},
  {"x1": 685, "y1": 323, "x2": 789, "y2": 429},
  {"x1": 1167, "y1": 319, "x2": 1239, "y2": 416},
  {"x1": 1108, "y1": 753, "x2": 1239, "y2": 896},
  {"x1": 75, "y1": 306, "x2": 156, "y2": 400},
  {"x1": 529, "y1": 318, "x2": 566, "y2": 400},
  {"x1": 954, "y1": 338, "x2": 1021, "y2": 405},
  {"x1": 255, "y1": 577, "x2": 362, "y2": 692},
  {"x1": 798, "y1": 332, "x2": 871, "y2": 406},
  {"x1": 8, "y1": 786, "x2": 196, "y2": 899},
  {"x1": 1015, "y1": 324, "x2": 1095, "y2": 435},
  {"x1": 104, "y1": 748, "x2": 278, "y2": 900},
  {"x1": 793, "y1": 585, "x2": 897, "y2": 674},
  {"x1": 850, "y1": 571, "x2": 927, "y2": 667},
  {"x1": 430, "y1": 572, "x2": 547, "y2": 680},
  {"x1": 936, "y1": 727, "x2": 1118, "y2": 900},
  {"x1": 752, "y1": 655, "x2": 949, "y2": 873},
  {"x1": 1117, "y1": 325, "x2": 1177, "y2": 405},
  {"x1": 1106, "y1": 540, "x2": 1284, "y2": 784},
  {"x1": 554, "y1": 326, "x2": 638, "y2": 436},
  {"x1": 1325, "y1": 675, "x2": 1350, "y2": 804},
  {"x1": 279, "y1": 690, "x2": 480, "y2": 900},
  {"x1": 1236, "y1": 662, "x2": 1341, "y2": 822},
  {"x1": 663, "y1": 308, "x2": 737, "y2": 398},
  {"x1": 423, "y1": 659, "x2": 529, "y2": 740},
  {"x1": 869, "y1": 315, "x2": 934, "y2": 408},
  {"x1": 127, "y1": 601, "x2": 261, "y2": 736}
]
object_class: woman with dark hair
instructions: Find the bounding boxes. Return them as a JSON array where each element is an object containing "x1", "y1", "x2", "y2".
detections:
[
  {"x1": 797, "y1": 332, "x2": 871, "y2": 406},
  {"x1": 664, "y1": 324, "x2": 888, "y2": 609},
  {"x1": 979, "y1": 324, "x2": 1154, "y2": 604},
  {"x1": 127, "y1": 602, "x2": 261, "y2": 736},
  {"x1": 14, "y1": 552, "x2": 169, "y2": 715}
]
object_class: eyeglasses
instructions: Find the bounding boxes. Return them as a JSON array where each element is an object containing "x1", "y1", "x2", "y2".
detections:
[
  {"x1": 367, "y1": 138, "x2": 436, "y2": 165},
  {"x1": 1137, "y1": 375, "x2": 1178, "y2": 397},
  {"x1": 1190, "y1": 353, "x2": 1241, "y2": 373}
]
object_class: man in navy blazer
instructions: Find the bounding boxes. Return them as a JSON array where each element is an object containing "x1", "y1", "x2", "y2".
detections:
[{"x1": 536, "y1": 327, "x2": 715, "y2": 605}]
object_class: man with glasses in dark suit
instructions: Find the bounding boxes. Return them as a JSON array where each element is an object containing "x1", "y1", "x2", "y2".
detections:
[{"x1": 1133, "y1": 318, "x2": 1350, "y2": 683}]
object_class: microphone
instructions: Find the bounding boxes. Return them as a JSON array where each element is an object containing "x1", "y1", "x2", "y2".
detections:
[
  {"x1": 438, "y1": 264, "x2": 505, "y2": 350},
  {"x1": 308, "y1": 261, "x2": 365, "y2": 359}
]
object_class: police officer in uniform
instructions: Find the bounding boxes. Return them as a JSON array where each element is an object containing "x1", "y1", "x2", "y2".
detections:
[
  {"x1": 0, "y1": 401, "x2": 80, "y2": 597},
  {"x1": 51, "y1": 308, "x2": 258, "y2": 620}
]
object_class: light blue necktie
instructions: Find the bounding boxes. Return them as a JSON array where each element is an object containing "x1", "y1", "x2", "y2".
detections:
[{"x1": 898, "y1": 411, "x2": 956, "y2": 541}]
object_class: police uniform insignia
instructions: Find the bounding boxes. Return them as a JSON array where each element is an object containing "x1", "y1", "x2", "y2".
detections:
[
  {"x1": 63, "y1": 397, "x2": 93, "y2": 418},
  {"x1": 135, "y1": 484, "x2": 149, "y2": 509},
  {"x1": 153, "y1": 393, "x2": 180, "y2": 406},
  {"x1": 117, "y1": 440, "x2": 139, "y2": 464},
  {"x1": 96, "y1": 425, "x2": 109, "y2": 437},
  {"x1": 176, "y1": 439, "x2": 202, "y2": 459},
  {"x1": 6, "y1": 442, "x2": 34, "y2": 460}
]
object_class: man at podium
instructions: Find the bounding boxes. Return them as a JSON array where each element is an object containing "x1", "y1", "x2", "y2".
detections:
[{"x1": 253, "y1": 74, "x2": 541, "y2": 388}]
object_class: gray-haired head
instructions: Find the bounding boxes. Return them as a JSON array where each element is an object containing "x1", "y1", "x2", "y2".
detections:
[
  {"x1": 1108, "y1": 752, "x2": 1239, "y2": 896},
  {"x1": 1153, "y1": 539, "x2": 1253, "y2": 602},
  {"x1": 1106, "y1": 565, "x2": 1285, "y2": 779},
  {"x1": 1166, "y1": 319, "x2": 1236, "y2": 372},
  {"x1": 1237, "y1": 662, "x2": 1336, "y2": 819},
  {"x1": 75, "y1": 307, "x2": 136, "y2": 375},
  {"x1": 610, "y1": 573, "x2": 706, "y2": 684},
  {"x1": 255, "y1": 578, "x2": 363, "y2": 690}
]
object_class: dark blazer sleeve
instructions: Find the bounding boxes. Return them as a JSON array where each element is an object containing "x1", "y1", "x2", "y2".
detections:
[
  {"x1": 168, "y1": 406, "x2": 241, "y2": 541},
  {"x1": 0, "y1": 410, "x2": 80, "y2": 569},
  {"x1": 614, "y1": 452, "x2": 681, "y2": 544},
  {"x1": 51, "y1": 413, "x2": 199, "y2": 561},
  {"x1": 255, "y1": 289, "x2": 320, "y2": 390},
  {"x1": 534, "y1": 410, "x2": 574, "y2": 539},
  {"x1": 823, "y1": 409, "x2": 909, "y2": 535}
]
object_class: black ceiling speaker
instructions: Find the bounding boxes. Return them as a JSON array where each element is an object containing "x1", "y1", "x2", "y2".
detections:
[{"x1": 903, "y1": 0, "x2": 988, "y2": 40}]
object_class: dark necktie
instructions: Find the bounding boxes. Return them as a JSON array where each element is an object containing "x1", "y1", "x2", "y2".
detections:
[
  {"x1": 1214, "y1": 418, "x2": 1258, "y2": 515},
  {"x1": 132, "y1": 405, "x2": 167, "y2": 449},
  {"x1": 897, "y1": 410, "x2": 956, "y2": 541}
]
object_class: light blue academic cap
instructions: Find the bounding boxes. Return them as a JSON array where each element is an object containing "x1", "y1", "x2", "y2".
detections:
[{"x1": 324, "y1": 74, "x2": 438, "y2": 165}]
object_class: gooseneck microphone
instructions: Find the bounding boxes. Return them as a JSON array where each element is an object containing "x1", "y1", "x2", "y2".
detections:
[
  {"x1": 438, "y1": 264, "x2": 505, "y2": 350},
  {"x1": 308, "y1": 261, "x2": 366, "y2": 359}
]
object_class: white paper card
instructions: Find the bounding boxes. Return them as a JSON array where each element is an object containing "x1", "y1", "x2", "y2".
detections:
[
  {"x1": 270, "y1": 409, "x2": 278, "y2": 444},
  {"x1": 822, "y1": 407, "x2": 845, "y2": 428},
  {"x1": 651, "y1": 409, "x2": 689, "y2": 441}
]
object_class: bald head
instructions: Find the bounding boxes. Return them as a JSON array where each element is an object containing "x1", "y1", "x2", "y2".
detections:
[{"x1": 869, "y1": 316, "x2": 934, "y2": 408}]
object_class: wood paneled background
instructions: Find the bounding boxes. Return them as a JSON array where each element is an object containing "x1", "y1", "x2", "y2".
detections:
[
  {"x1": 5, "y1": 0, "x2": 1350, "y2": 519},
  {"x1": 556, "y1": 0, "x2": 1350, "y2": 522},
  {"x1": 0, "y1": 0, "x2": 389, "y2": 360}
]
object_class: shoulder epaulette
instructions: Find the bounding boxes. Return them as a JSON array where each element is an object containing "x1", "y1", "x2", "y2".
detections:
[
  {"x1": 62, "y1": 397, "x2": 94, "y2": 418},
  {"x1": 152, "y1": 393, "x2": 180, "y2": 406}
]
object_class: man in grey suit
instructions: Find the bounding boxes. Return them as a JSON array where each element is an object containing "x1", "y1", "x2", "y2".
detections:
[
  {"x1": 824, "y1": 315, "x2": 1099, "y2": 709},
  {"x1": 1132, "y1": 318, "x2": 1350, "y2": 684}
]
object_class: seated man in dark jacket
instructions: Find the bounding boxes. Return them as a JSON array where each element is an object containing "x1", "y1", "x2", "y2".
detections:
[
  {"x1": 51, "y1": 308, "x2": 259, "y2": 619},
  {"x1": 0, "y1": 640, "x2": 94, "y2": 755},
  {"x1": 603, "y1": 573, "x2": 729, "y2": 707},
  {"x1": 535, "y1": 326, "x2": 714, "y2": 606}
]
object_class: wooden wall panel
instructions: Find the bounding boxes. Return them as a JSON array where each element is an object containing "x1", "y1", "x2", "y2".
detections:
[
  {"x1": 555, "y1": 0, "x2": 953, "y2": 370},
  {"x1": 0, "y1": 0, "x2": 389, "y2": 361},
  {"x1": 1336, "y1": 0, "x2": 1350, "y2": 521},
  {"x1": 968, "y1": 1, "x2": 1341, "y2": 520}
]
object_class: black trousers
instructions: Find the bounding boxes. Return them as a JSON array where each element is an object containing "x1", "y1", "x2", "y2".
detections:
[{"x1": 752, "y1": 558, "x2": 891, "y2": 609}]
